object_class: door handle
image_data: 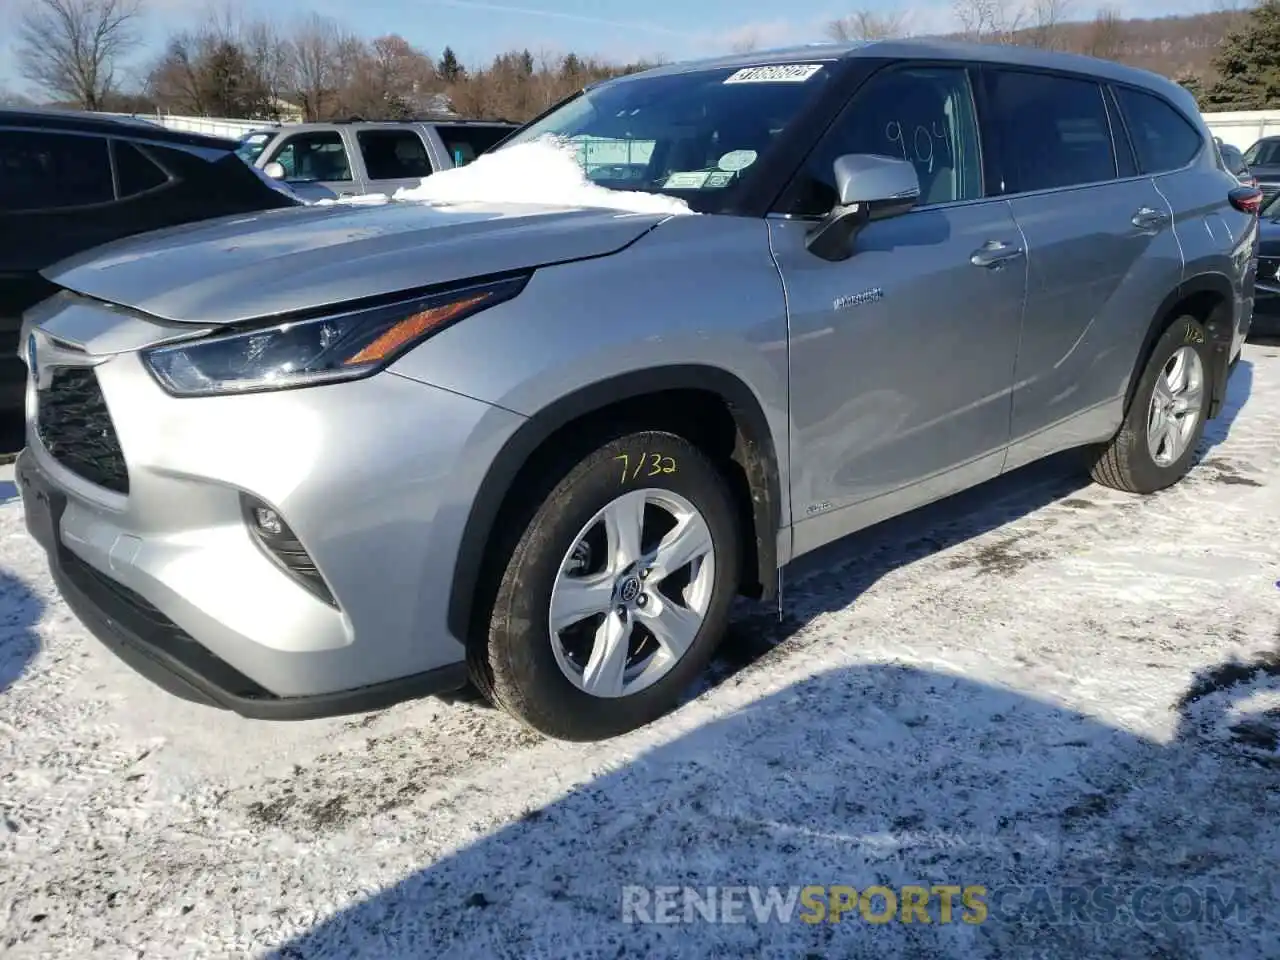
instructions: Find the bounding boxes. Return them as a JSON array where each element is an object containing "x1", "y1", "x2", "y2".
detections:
[
  {"x1": 970, "y1": 240, "x2": 1024, "y2": 268},
  {"x1": 1131, "y1": 206, "x2": 1169, "y2": 230}
]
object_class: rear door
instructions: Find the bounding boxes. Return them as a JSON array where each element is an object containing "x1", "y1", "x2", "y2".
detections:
[
  {"x1": 353, "y1": 127, "x2": 435, "y2": 194},
  {"x1": 982, "y1": 67, "x2": 1186, "y2": 471},
  {"x1": 1117, "y1": 84, "x2": 1256, "y2": 359},
  {"x1": 262, "y1": 128, "x2": 357, "y2": 200}
]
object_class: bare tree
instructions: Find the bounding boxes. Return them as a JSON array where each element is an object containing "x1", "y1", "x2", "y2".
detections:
[
  {"x1": 953, "y1": 0, "x2": 1025, "y2": 43},
  {"x1": 290, "y1": 14, "x2": 346, "y2": 120},
  {"x1": 1025, "y1": 0, "x2": 1072, "y2": 48},
  {"x1": 242, "y1": 19, "x2": 295, "y2": 116},
  {"x1": 1084, "y1": 5, "x2": 1127, "y2": 59},
  {"x1": 826, "y1": 10, "x2": 910, "y2": 41},
  {"x1": 16, "y1": 0, "x2": 143, "y2": 109}
]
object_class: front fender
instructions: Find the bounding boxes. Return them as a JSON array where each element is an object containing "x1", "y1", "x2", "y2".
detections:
[{"x1": 384, "y1": 215, "x2": 792, "y2": 639}]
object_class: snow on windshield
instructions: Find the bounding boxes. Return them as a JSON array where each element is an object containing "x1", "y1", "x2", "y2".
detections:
[{"x1": 391, "y1": 136, "x2": 696, "y2": 216}]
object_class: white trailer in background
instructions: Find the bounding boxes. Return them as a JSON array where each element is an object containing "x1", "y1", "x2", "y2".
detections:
[{"x1": 1202, "y1": 110, "x2": 1280, "y2": 151}]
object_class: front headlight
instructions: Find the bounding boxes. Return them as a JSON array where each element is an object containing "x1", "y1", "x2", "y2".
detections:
[{"x1": 142, "y1": 274, "x2": 529, "y2": 397}]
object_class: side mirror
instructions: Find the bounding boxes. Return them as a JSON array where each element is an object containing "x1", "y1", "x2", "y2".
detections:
[
  {"x1": 806, "y1": 154, "x2": 920, "y2": 262},
  {"x1": 263, "y1": 161, "x2": 286, "y2": 180}
]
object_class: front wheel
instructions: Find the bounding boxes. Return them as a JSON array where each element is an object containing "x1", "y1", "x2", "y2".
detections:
[
  {"x1": 478, "y1": 430, "x2": 741, "y2": 741},
  {"x1": 1091, "y1": 314, "x2": 1211, "y2": 494}
]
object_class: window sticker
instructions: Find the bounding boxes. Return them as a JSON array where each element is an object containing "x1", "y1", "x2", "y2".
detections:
[
  {"x1": 704, "y1": 171, "x2": 736, "y2": 188},
  {"x1": 723, "y1": 64, "x2": 824, "y2": 84},
  {"x1": 664, "y1": 171, "x2": 711, "y2": 189},
  {"x1": 717, "y1": 149, "x2": 757, "y2": 172}
]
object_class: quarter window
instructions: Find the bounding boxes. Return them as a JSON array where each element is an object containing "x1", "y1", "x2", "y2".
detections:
[
  {"x1": 113, "y1": 140, "x2": 169, "y2": 197},
  {"x1": 356, "y1": 129, "x2": 433, "y2": 180},
  {"x1": 0, "y1": 131, "x2": 114, "y2": 211},
  {"x1": 436, "y1": 124, "x2": 512, "y2": 166},
  {"x1": 1113, "y1": 86, "x2": 1202, "y2": 174},
  {"x1": 987, "y1": 70, "x2": 1117, "y2": 193},
  {"x1": 782, "y1": 66, "x2": 983, "y2": 216},
  {"x1": 267, "y1": 131, "x2": 353, "y2": 183}
]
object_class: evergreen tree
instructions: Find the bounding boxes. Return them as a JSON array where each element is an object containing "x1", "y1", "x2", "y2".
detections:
[
  {"x1": 438, "y1": 46, "x2": 464, "y2": 83},
  {"x1": 561, "y1": 52, "x2": 583, "y2": 82},
  {"x1": 1203, "y1": 0, "x2": 1280, "y2": 110},
  {"x1": 1176, "y1": 72, "x2": 1204, "y2": 107}
]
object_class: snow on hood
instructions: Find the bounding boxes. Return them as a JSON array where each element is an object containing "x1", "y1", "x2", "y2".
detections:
[{"x1": 390, "y1": 136, "x2": 697, "y2": 216}]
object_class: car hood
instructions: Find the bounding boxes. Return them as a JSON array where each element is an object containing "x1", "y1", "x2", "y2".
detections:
[
  {"x1": 1250, "y1": 164, "x2": 1280, "y2": 182},
  {"x1": 42, "y1": 200, "x2": 671, "y2": 325}
]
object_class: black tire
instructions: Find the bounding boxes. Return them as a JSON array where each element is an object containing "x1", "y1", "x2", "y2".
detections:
[
  {"x1": 476, "y1": 430, "x2": 741, "y2": 741},
  {"x1": 1091, "y1": 315, "x2": 1212, "y2": 494}
]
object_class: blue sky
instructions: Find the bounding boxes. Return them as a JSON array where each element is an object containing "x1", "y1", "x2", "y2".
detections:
[{"x1": 1, "y1": 0, "x2": 1221, "y2": 95}]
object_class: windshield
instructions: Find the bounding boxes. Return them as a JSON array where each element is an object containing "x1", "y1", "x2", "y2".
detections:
[
  {"x1": 1244, "y1": 139, "x2": 1280, "y2": 166},
  {"x1": 236, "y1": 132, "x2": 273, "y2": 165},
  {"x1": 499, "y1": 62, "x2": 839, "y2": 213}
]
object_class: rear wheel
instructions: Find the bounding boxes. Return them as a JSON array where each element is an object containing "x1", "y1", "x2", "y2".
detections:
[
  {"x1": 477, "y1": 430, "x2": 741, "y2": 741},
  {"x1": 1091, "y1": 315, "x2": 1211, "y2": 494}
]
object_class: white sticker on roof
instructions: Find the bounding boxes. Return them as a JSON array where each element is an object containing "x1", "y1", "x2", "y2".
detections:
[{"x1": 724, "y1": 63, "x2": 824, "y2": 84}]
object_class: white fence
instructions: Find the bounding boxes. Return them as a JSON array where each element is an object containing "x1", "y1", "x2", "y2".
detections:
[
  {"x1": 1202, "y1": 110, "x2": 1280, "y2": 150},
  {"x1": 101, "y1": 112, "x2": 282, "y2": 139}
]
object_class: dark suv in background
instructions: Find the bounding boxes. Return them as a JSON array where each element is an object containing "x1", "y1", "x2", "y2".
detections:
[
  {"x1": 0, "y1": 108, "x2": 302, "y2": 426},
  {"x1": 1243, "y1": 135, "x2": 1280, "y2": 207}
]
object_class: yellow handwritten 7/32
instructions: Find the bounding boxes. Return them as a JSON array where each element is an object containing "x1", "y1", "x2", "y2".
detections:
[{"x1": 615, "y1": 452, "x2": 677, "y2": 483}]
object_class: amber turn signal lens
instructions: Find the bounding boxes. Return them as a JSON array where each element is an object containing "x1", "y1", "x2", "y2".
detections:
[{"x1": 344, "y1": 292, "x2": 492, "y2": 366}]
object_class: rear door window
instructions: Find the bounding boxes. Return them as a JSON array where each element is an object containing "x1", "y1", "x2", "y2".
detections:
[
  {"x1": 266, "y1": 131, "x2": 353, "y2": 183},
  {"x1": 0, "y1": 131, "x2": 115, "y2": 211},
  {"x1": 113, "y1": 140, "x2": 170, "y2": 197},
  {"x1": 986, "y1": 70, "x2": 1118, "y2": 193},
  {"x1": 356, "y1": 129, "x2": 434, "y2": 179},
  {"x1": 1113, "y1": 86, "x2": 1203, "y2": 174},
  {"x1": 436, "y1": 124, "x2": 513, "y2": 166}
]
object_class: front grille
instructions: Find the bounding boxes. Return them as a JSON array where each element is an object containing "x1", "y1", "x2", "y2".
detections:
[
  {"x1": 36, "y1": 367, "x2": 130, "y2": 494},
  {"x1": 1261, "y1": 184, "x2": 1280, "y2": 208}
]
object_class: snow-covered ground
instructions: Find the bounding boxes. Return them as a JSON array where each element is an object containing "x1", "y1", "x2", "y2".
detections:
[{"x1": 3, "y1": 345, "x2": 1279, "y2": 959}]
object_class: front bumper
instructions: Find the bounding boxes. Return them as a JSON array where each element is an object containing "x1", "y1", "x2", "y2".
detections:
[
  {"x1": 17, "y1": 449, "x2": 468, "y2": 718},
  {"x1": 18, "y1": 297, "x2": 526, "y2": 717}
]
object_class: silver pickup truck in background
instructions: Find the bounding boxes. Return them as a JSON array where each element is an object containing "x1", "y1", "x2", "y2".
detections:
[{"x1": 236, "y1": 117, "x2": 518, "y2": 201}]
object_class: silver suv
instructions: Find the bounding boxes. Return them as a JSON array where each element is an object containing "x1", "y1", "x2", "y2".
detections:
[
  {"x1": 15, "y1": 41, "x2": 1260, "y2": 741},
  {"x1": 236, "y1": 117, "x2": 517, "y2": 201}
]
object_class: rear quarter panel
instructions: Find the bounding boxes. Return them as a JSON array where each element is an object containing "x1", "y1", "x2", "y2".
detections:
[
  {"x1": 1155, "y1": 162, "x2": 1257, "y2": 354},
  {"x1": 386, "y1": 214, "x2": 794, "y2": 527}
]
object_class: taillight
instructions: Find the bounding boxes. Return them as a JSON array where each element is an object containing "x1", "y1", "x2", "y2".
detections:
[{"x1": 1229, "y1": 185, "x2": 1263, "y2": 215}]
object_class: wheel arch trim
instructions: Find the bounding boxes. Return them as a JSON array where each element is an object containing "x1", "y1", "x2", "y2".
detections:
[
  {"x1": 446, "y1": 365, "x2": 783, "y2": 642},
  {"x1": 1127, "y1": 271, "x2": 1235, "y2": 420}
]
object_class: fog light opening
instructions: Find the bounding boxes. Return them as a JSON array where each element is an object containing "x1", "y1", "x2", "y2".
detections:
[
  {"x1": 253, "y1": 506, "x2": 285, "y2": 537},
  {"x1": 240, "y1": 493, "x2": 338, "y2": 607}
]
